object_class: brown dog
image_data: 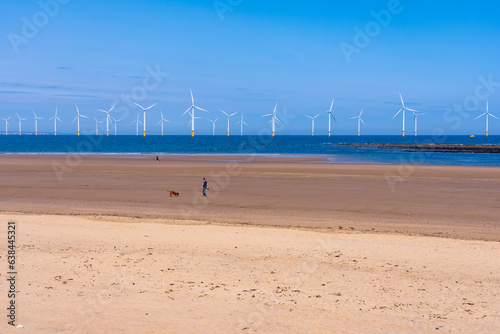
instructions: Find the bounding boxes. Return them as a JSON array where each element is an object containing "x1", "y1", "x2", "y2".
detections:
[{"x1": 167, "y1": 190, "x2": 180, "y2": 197}]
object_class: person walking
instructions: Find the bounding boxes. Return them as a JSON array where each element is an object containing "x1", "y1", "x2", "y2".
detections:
[{"x1": 202, "y1": 178, "x2": 208, "y2": 197}]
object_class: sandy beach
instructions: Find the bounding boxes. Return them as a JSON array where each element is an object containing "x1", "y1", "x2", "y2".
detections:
[
  {"x1": 0, "y1": 154, "x2": 499, "y2": 333},
  {"x1": 0, "y1": 154, "x2": 499, "y2": 240}
]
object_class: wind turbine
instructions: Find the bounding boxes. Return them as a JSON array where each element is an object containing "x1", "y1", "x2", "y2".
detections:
[
  {"x1": 208, "y1": 118, "x2": 218, "y2": 136},
  {"x1": 93, "y1": 116, "x2": 103, "y2": 136},
  {"x1": 220, "y1": 109, "x2": 237, "y2": 136},
  {"x1": 156, "y1": 111, "x2": 170, "y2": 136},
  {"x1": 134, "y1": 102, "x2": 157, "y2": 137},
  {"x1": 16, "y1": 113, "x2": 27, "y2": 135},
  {"x1": 262, "y1": 103, "x2": 281, "y2": 136},
  {"x1": 32, "y1": 111, "x2": 43, "y2": 136},
  {"x1": 326, "y1": 98, "x2": 337, "y2": 137},
  {"x1": 412, "y1": 111, "x2": 427, "y2": 136},
  {"x1": 49, "y1": 108, "x2": 62, "y2": 136},
  {"x1": 236, "y1": 114, "x2": 247, "y2": 136},
  {"x1": 305, "y1": 114, "x2": 320, "y2": 136},
  {"x1": 73, "y1": 104, "x2": 88, "y2": 136},
  {"x1": 132, "y1": 113, "x2": 143, "y2": 136},
  {"x1": 475, "y1": 100, "x2": 498, "y2": 136},
  {"x1": 392, "y1": 93, "x2": 420, "y2": 137},
  {"x1": 349, "y1": 109, "x2": 366, "y2": 136},
  {"x1": 98, "y1": 103, "x2": 116, "y2": 137},
  {"x1": 182, "y1": 89, "x2": 208, "y2": 137},
  {"x1": 2, "y1": 116, "x2": 10, "y2": 135},
  {"x1": 111, "y1": 116, "x2": 121, "y2": 136}
]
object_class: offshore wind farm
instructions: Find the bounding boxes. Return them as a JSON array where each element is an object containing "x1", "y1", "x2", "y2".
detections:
[{"x1": 1, "y1": 91, "x2": 498, "y2": 138}]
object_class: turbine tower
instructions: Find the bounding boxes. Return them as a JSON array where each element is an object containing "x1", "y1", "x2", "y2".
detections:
[
  {"x1": 16, "y1": 113, "x2": 27, "y2": 135},
  {"x1": 49, "y1": 108, "x2": 62, "y2": 136},
  {"x1": 182, "y1": 89, "x2": 208, "y2": 137},
  {"x1": 2, "y1": 116, "x2": 10, "y2": 135},
  {"x1": 392, "y1": 93, "x2": 420, "y2": 137},
  {"x1": 134, "y1": 102, "x2": 156, "y2": 137},
  {"x1": 93, "y1": 116, "x2": 103, "y2": 136},
  {"x1": 209, "y1": 118, "x2": 218, "y2": 136},
  {"x1": 475, "y1": 100, "x2": 498, "y2": 136},
  {"x1": 262, "y1": 103, "x2": 281, "y2": 136},
  {"x1": 132, "y1": 113, "x2": 143, "y2": 136},
  {"x1": 326, "y1": 99, "x2": 337, "y2": 137},
  {"x1": 111, "y1": 116, "x2": 121, "y2": 136},
  {"x1": 349, "y1": 108, "x2": 366, "y2": 136},
  {"x1": 32, "y1": 111, "x2": 43, "y2": 136},
  {"x1": 156, "y1": 112, "x2": 170, "y2": 136},
  {"x1": 412, "y1": 111, "x2": 426, "y2": 136},
  {"x1": 220, "y1": 109, "x2": 237, "y2": 136},
  {"x1": 236, "y1": 114, "x2": 247, "y2": 136},
  {"x1": 73, "y1": 104, "x2": 88, "y2": 136},
  {"x1": 98, "y1": 103, "x2": 116, "y2": 137},
  {"x1": 305, "y1": 114, "x2": 320, "y2": 136}
]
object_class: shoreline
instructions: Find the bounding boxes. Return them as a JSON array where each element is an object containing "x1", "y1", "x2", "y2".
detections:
[
  {"x1": 0, "y1": 152, "x2": 499, "y2": 167},
  {"x1": 1, "y1": 151, "x2": 499, "y2": 167}
]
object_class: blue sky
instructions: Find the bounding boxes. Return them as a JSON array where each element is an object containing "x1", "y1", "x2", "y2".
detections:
[{"x1": 1, "y1": 0, "x2": 500, "y2": 135}]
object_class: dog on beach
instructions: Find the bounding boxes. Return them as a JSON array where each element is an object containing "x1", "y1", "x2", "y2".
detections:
[{"x1": 167, "y1": 190, "x2": 180, "y2": 197}]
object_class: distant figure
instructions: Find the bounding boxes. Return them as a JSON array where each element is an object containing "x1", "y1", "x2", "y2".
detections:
[
  {"x1": 156, "y1": 156, "x2": 161, "y2": 162},
  {"x1": 202, "y1": 178, "x2": 208, "y2": 197}
]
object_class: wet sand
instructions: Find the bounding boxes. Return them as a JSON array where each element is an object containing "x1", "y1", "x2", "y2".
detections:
[{"x1": 0, "y1": 154, "x2": 499, "y2": 240}]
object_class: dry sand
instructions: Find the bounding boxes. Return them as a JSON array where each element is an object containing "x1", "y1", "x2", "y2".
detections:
[
  {"x1": 0, "y1": 154, "x2": 499, "y2": 333},
  {"x1": 0, "y1": 214, "x2": 498, "y2": 333}
]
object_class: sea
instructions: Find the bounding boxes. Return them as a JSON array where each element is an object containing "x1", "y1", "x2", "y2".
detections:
[{"x1": 1, "y1": 135, "x2": 500, "y2": 167}]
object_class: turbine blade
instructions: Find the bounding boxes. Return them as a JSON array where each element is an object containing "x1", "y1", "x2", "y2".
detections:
[
  {"x1": 399, "y1": 92, "x2": 404, "y2": 106},
  {"x1": 475, "y1": 113, "x2": 486, "y2": 120},
  {"x1": 133, "y1": 102, "x2": 145, "y2": 110},
  {"x1": 182, "y1": 107, "x2": 192, "y2": 117},
  {"x1": 195, "y1": 106, "x2": 209, "y2": 113},
  {"x1": 392, "y1": 109, "x2": 403, "y2": 120},
  {"x1": 109, "y1": 103, "x2": 117, "y2": 112},
  {"x1": 145, "y1": 103, "x2": 157, "y2": 110},
  {"x1": 490, "y1": 113, "x2": 499, "y2": 120}
]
